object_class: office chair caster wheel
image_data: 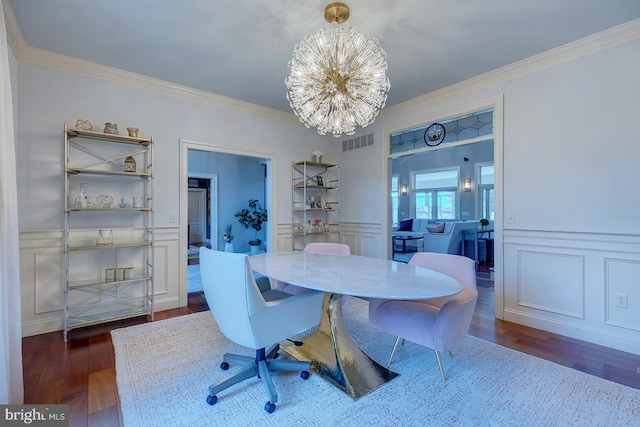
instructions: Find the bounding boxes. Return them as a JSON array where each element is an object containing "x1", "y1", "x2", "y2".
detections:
[
  {"x1": 206, "y1": 395, "x2": 218, "y2": 405},
  {"x1": 300, "y1": 370, "x2": 310, "y2": 380},
  {"x1": 264, "y1": 401, "x2": 276, "y2": 413},
  {"x1": 220, "y1": 362, "x2": 230, "y2": 370}
]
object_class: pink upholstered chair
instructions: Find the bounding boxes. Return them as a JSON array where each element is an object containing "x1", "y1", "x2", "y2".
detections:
[
  {"x1": 278, "y1": 243, "x2": 351, "y2": 295},
  {"x1": 304, "y1": 242, "x2": 351, "y2": 256},
  {"x1": 368, "y1": 252, "x2": 478, "y2": 381}
]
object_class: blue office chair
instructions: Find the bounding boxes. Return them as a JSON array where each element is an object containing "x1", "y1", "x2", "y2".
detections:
[{"x1": 199, "y1": 247, "x2": 324, "y2": 413}]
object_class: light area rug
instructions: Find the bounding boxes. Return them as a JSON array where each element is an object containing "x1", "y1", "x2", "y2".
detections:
[
  {"x1": 187, "y1": 264, "x2": 203, "y2": 293},
  {"x1": 188, "y1": 264, "x2": 267, "y2": 294},
  {"x1": 111, "y1": 297, "x2": 640, "y2": 426},
  {"x1": 187, "y1": 245, "x2": 200, "y2": 257}
]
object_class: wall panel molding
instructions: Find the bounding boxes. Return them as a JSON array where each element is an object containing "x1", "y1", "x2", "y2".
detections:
[
  {"x1": 604, "y1": 258, "x2": 640, "y2": 332},
  {"x1": 503, "y1": 228, "x2": 640, "y2": 354},
  {"x1": 19, "y1": 228, "x2": 181, "y2": 336},
  {"x1": 34, "y1": 250, "x2": 65, "y2": 314},
  {"x1": 516, "y1": 250, "x2": 584, "y2": 318},
  {"x1": 504, "y1": 228, "x2": 640, "y2": 249},
  {"x1": 340, "y1": 222, "x2": 384, "y2": 258},
  {"x1": 274, "y1": 222, "x2": 384, "y2": 257}
]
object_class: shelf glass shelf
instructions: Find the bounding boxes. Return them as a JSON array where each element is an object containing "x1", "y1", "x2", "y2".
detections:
[
  {"x1": 293, "y1": 184, "x2": 339, "y2": 190},
  {"x1": 67, "y1": 276, "x2": 152, "y2": 290},
  {"x1": 67, "y1": 207, "x2": 152, "y2": 212},
  {"x1": 66, "y1": 128, "x2": 152, "y2": 146},
  {"x1": 67, "y1": 167, "x2": 151, "y2": 178},
  {"x1": 292, "y1": 160, "x2": 338, "y2": 167},
  {"x1": 67, "y1": 305, "x2": 151, "y2": 330},
  {"x1": 294, "y1": 208, "x2": 339, "y2": 213},
  {"x1": 68, "y1": 242, "x2": 152, "y2": 251}
]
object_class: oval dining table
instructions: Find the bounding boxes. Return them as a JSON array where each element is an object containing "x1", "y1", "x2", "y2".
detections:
[{"x1": 250, "y1": 251, "x2": 462, "y2": 400}]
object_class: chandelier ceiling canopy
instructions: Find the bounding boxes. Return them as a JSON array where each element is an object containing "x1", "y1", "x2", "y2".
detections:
[{"x1": 285, "y1": 3, "x2": 390, "y2": 138}]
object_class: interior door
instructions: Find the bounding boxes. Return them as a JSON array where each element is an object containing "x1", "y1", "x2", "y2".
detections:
[{"x1": 188, "y1": 188, "x2": 207, "y2": 245}]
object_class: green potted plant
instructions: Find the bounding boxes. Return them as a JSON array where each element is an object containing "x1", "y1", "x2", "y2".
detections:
[
  {"x1": 235, "y1": 199, "x2": 268, "y2": 254},
  {"x1": 479, "y1": 218, "x2": 490, "y2": 230}
]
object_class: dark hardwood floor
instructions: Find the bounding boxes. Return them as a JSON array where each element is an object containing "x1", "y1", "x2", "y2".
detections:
[{"x1": 22, "y1": 274, "x2": 640, "y2": 427}]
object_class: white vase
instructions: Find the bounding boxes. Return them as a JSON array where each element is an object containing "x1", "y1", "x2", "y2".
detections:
[
  {"x1": 224, "y1": 242, "x2": 234, "y2": 253},
  {"x1": 250, "y1": 245, "x2": 259, "y2": 255}
]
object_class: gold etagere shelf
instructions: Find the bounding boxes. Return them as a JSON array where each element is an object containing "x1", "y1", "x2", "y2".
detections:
[
  {"x1": 63, "y1": 123, "x2": 154, "y2": 341},
  {"x1": 292, "y1": 160, "x2": 340, "y2": 250}
]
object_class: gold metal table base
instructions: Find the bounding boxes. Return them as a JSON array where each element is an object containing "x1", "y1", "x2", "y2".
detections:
[{"x1": 283, "y1": 293, "x2": 398, "y2": 400}]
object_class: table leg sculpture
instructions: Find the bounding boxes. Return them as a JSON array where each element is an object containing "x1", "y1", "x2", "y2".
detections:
[{"x1": 283, "y1": 293, "x2": 398, "y2": 400}]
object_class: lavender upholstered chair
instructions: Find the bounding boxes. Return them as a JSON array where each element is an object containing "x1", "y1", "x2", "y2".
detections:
[
  {"x1": 368, "y1": 252, "x2": 478, "y2": 381},
  {"x1": 278, "y1": 243, "x2": 351, "y2": 295},
  {"x1": 199, "y1": 247, "x2": 324, "y2": 413}
]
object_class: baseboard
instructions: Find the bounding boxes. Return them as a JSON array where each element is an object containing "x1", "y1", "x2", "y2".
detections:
[
  {"x1": 21, "y1": 296, "x2": 182, "y2": 338},
  {"x1": 22, "y1": 317, "x2": 65, "y2": 338},
  {"x1": 503, "y1": 309, "x2": 640, "y2": 355}
]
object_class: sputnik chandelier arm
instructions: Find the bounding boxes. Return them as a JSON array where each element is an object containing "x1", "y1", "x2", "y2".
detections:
[{"x1": 285, "y1": 2, "x2": 390, "y2": 137}]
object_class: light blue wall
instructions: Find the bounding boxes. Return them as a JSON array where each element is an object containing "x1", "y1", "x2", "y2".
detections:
[{"x1": 188, "y1": 150, "x2": 267, "y2": 253}]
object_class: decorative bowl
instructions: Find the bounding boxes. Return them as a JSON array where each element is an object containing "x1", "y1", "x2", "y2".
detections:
[{"x1": 97, "y1": 194, "x2": 114, "y2": 208}]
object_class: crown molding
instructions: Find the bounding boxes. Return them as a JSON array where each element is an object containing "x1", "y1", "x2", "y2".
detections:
[
  {"x1": 2, "y1": 0, "x2": 25, "y2": 57},
  {"x1": 382, "y1": 18, "x2": 640, "y2": 119},
  {"x1": 16, "y1": 45, "x2": 299, "y2": 124}
]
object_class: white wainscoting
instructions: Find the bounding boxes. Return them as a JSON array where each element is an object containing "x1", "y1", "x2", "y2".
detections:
[
  {"x1": 19, "y1": 227, "x2": 181, "y2": 337},
  {"x1": 605, "y1": 258, "x2": 640, "y2": 332},
  {"x1": 20, "y1": 230, "x2": 65, "y2": 336},
  {"x1": 515, "y1": 250, "x2": 585, "y2": 319},
  {"x1": 339, "y1": 222, "x2": 384, "y2": 258},
  {"x1": 24, "y1": 224, "x2": 640, "y2": 355},
  {"x1": 275, "y1": 222, "x2": 385, "y2": 258},
  {"x1": 153, "y1": 227, "x2": 181, "y2": 311},
  {"x1": 503, "y1": 229, "x2": 640, "y2": 354}
]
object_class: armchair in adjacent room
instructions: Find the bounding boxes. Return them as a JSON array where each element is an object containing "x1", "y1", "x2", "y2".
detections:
[
  {"x1": 199, "y1": 247, "x2": 324, "y2": 413},
  {"x1": 422, "y1": 221, "x2": 480, "y2": 255},
  {"x1": 368, "y1": 252, "x2": 478, "y2": 381}
]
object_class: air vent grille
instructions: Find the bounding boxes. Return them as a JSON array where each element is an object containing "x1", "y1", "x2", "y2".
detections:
[{"x1": 342, "y1": 133, "x2": 374, "y2": 152}]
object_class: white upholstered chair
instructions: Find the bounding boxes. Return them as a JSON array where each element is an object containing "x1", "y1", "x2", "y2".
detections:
[
  {"x1": 368, "y1": 252, "x2": 477, "y2": 381},
  {"x1": 278, "y1": 243, "x2": 351, "y2": 295},
  {"x1": 199, "y1": 247, "x2": 324, "y2": 413}
]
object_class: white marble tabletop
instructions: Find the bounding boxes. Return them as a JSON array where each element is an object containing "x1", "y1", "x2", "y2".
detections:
[{"x1": 250, "y1": 252, "x2": 462, "y2": 300}]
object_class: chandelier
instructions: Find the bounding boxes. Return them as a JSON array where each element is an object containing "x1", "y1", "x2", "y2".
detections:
[{"x1": 285, "y1": 2, "x2": 390, "y2": 137}]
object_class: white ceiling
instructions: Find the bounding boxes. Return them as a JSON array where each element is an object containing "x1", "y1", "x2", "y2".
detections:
[{"x1": 7, "y1": 0, "x2": 640, "y2": 113}]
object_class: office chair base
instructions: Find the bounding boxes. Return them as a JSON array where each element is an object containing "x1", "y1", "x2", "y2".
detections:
[{"x1": 206, "y1": 346, "x2": 312, "y2": 413}]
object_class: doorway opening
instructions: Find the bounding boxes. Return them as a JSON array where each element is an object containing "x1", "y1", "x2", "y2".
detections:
[
  {"x1": 187, "y1": 174, "x2": 217, "y2": 266},
  {"x1": 179, "y1": 140, "x2": 274, "y2": 305},
  {"x1": 385, "y1": 95, "x2": 503, "y2": 318}
]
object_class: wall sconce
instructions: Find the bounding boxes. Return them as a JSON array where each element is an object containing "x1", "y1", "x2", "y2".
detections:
[
  {"x1": 400, "y1": 184, "x2": 408, "y2": 195},
  {"x1": 463, "y1": 179, "x2": 472, "y2": 192}
]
